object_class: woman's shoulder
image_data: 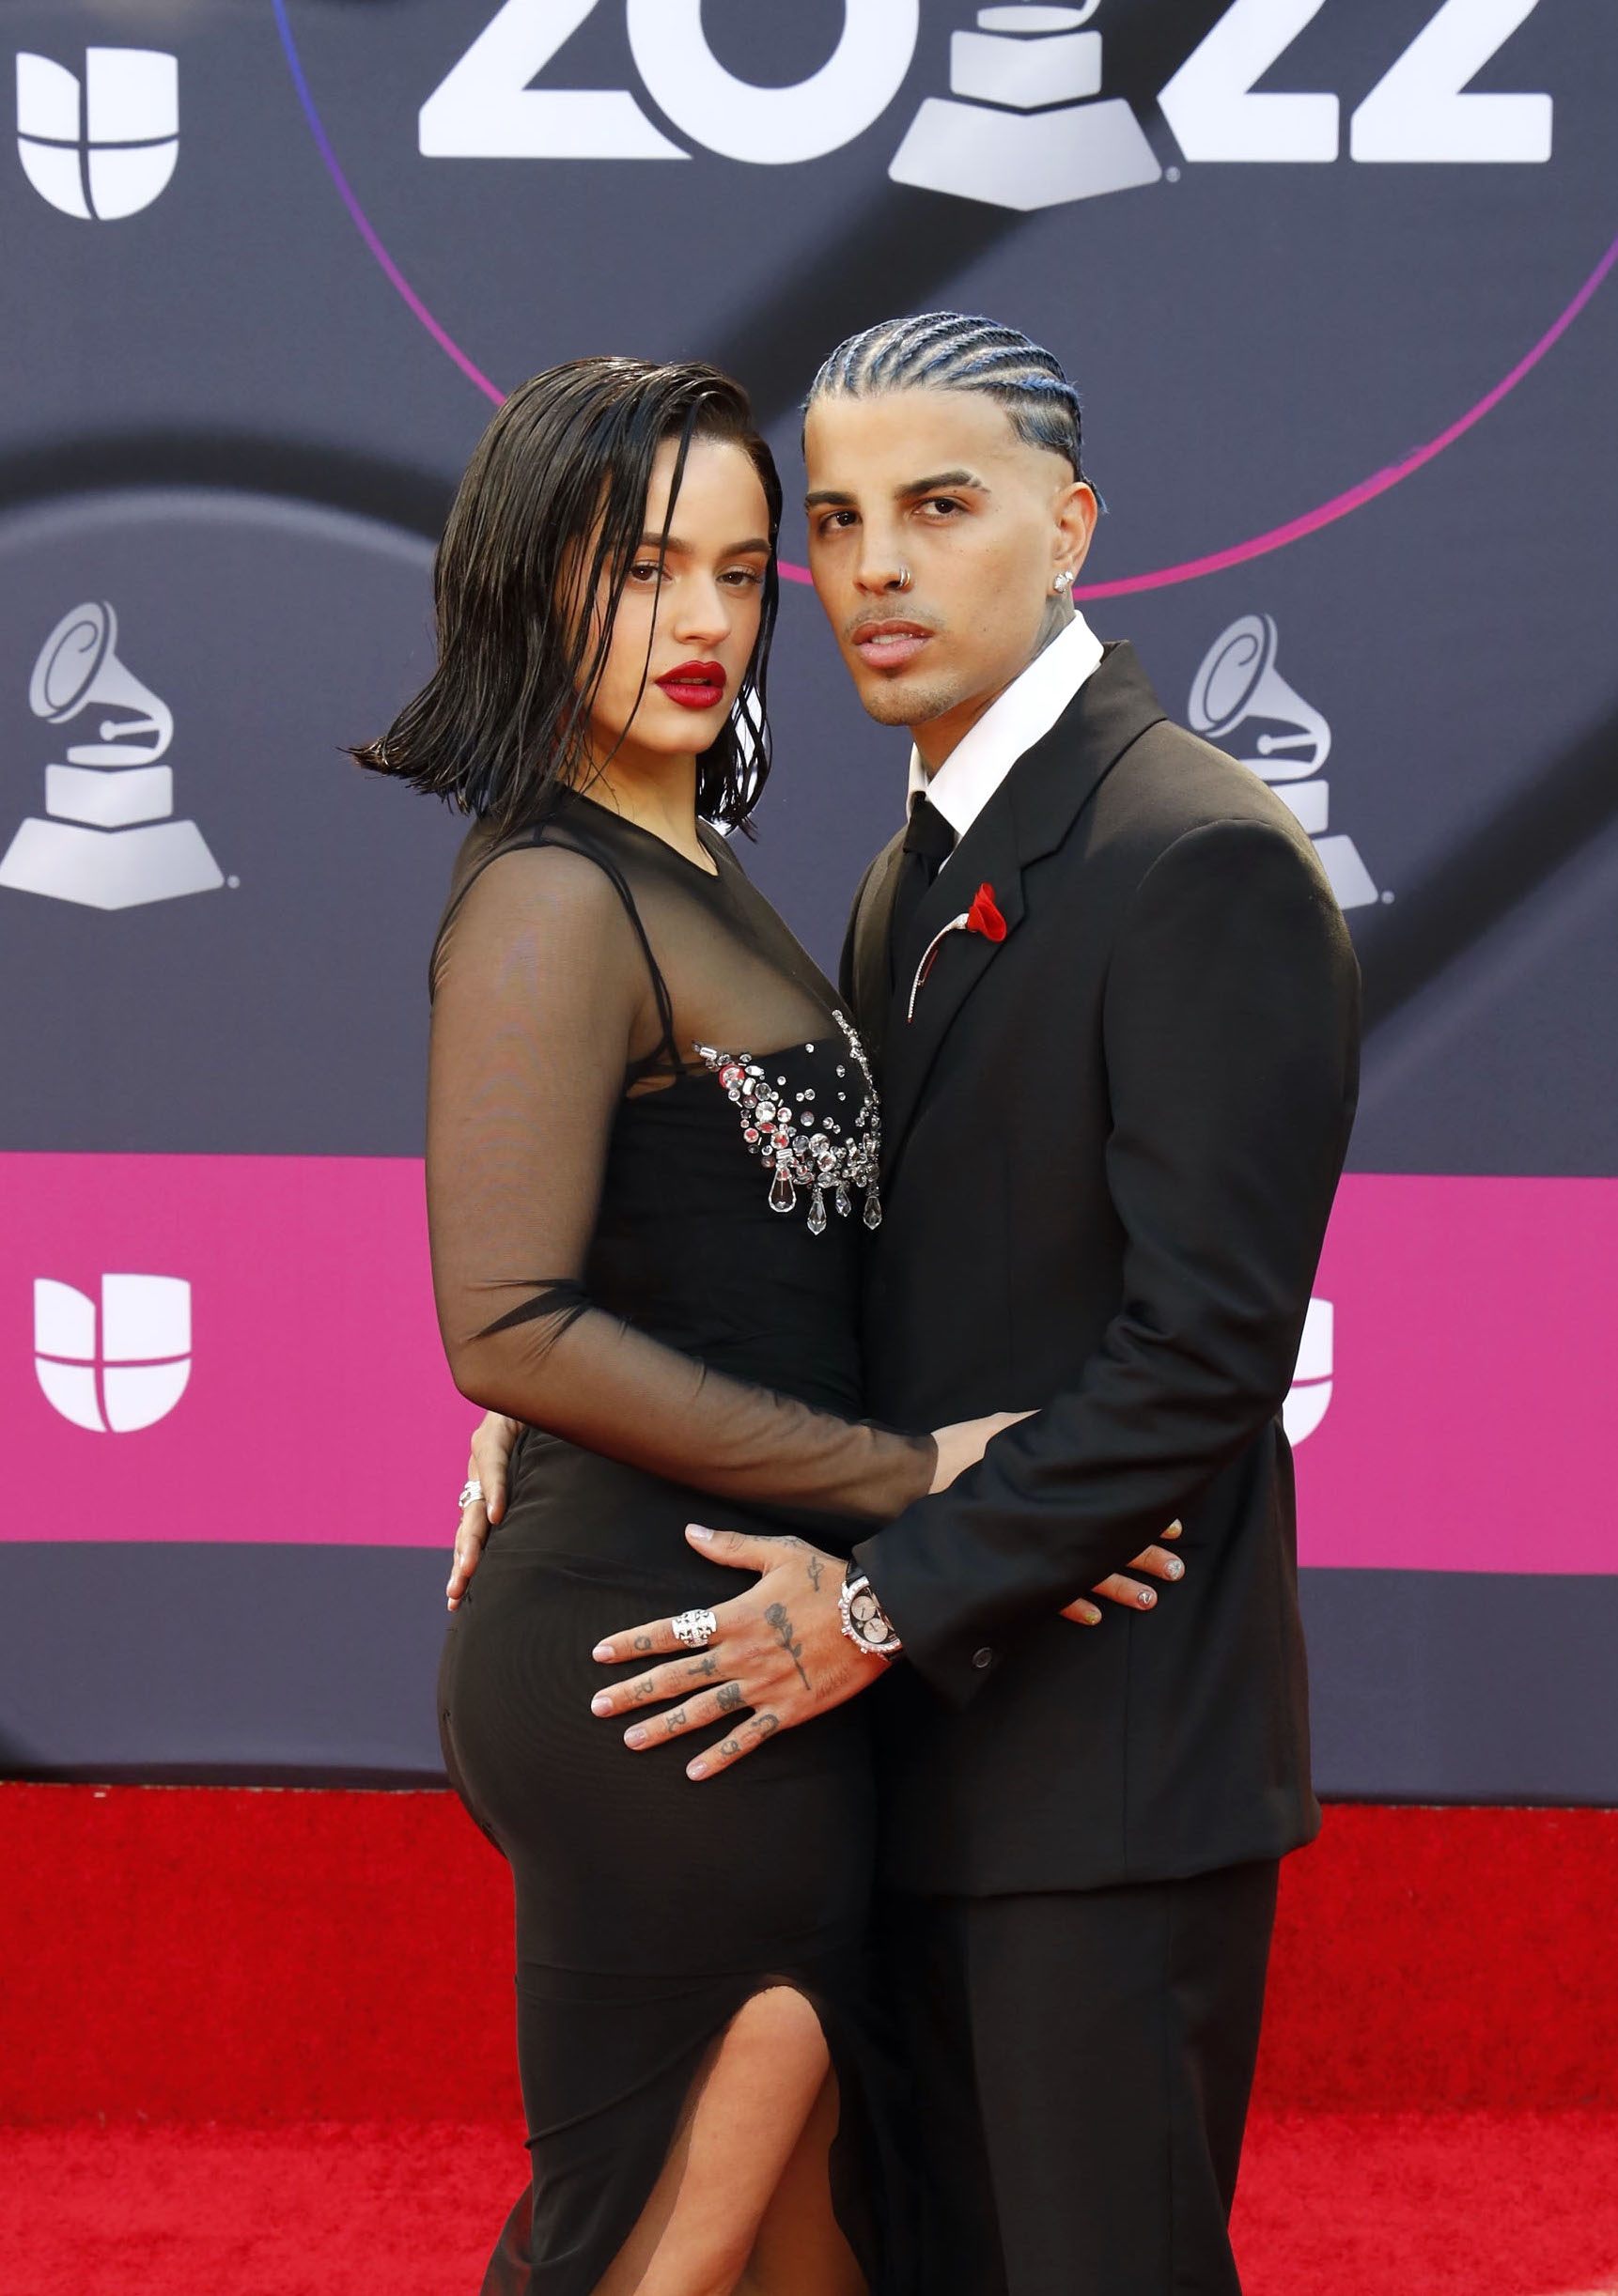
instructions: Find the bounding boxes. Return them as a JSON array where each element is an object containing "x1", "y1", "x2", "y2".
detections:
[{"x1": 431, "y1": 817, "x2": 645, "y2": 996}]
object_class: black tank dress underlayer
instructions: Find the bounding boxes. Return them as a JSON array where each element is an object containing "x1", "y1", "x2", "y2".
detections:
[{"x1": 428, "y1": 795, "x2": 932, "y2": 2293}]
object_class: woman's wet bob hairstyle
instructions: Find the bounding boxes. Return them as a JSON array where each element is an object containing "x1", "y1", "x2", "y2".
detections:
[{"x1": 352, "y1": 357, "x2": 783, "y2": 833}]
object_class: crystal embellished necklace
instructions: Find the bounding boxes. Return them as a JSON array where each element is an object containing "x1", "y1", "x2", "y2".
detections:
[{"x1": 694, "y1": 1009, "x2": 881, "y2": 1235}]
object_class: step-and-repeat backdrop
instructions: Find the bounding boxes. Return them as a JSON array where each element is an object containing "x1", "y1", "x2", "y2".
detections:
[{"x1": 2, "y1": 0, "x2": 1614, "y2": 1796}]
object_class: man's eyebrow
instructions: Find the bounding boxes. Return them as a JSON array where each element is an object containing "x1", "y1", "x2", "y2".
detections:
[
  {"x1": 899, "y1": 469, "x2": 988, "y2": 498},
  {"x1": 802, "y1": 472, "x2": 988, "y2": 511}
]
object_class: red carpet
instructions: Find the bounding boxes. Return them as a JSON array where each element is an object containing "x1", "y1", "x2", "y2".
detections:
[
  {"x1": 1, "y1": 2114, "x2": 1614, "y2": 2295},
  {"x1": 2, "y1": 1787, "x2": 1615, "y2": 2291}
]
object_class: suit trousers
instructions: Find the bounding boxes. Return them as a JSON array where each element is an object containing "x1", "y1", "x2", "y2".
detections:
[{"x1": 879, "y1": 1859, "x2": 1280, "y2": 2295}]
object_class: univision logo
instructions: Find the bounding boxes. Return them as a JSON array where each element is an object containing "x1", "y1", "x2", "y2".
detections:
[
  {"x1": 34, "y1": 1275, "x2": 193, "y2": 1434},
  {"x1": 16, "y1": 48, "x2": 179, "y2": 221},
  {"x1": 1283, "y1": 1296, "x2": 1333, "y2": 1446}
]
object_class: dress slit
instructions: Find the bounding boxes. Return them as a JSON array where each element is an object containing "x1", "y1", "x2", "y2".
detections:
[{"x1": 479, "y1": 1969, "x2": 890, "y2": 2296}]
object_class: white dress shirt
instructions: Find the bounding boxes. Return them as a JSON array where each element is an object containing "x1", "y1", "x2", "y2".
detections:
[{"x1": 906, "y1": 610, "x2": 1105, "y2": 869}]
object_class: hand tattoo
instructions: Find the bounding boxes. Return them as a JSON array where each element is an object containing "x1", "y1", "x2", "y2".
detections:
[
  {"x1": 633, "y1": 1635, "x2": 653, "y2": 1653},
  {"x1": 805, "y1": 1553, "x2": 824, "y2": 1592},
  {"x1": 717, "y1": 1682, "x2": 745, "y2": 1713},
  {"x1": 764, "y1": 1601, "x2": 812, "y2": 1693},
  {"x1": 752, "y1": 1714, "x2": 781, "y2": 1739},
  {"x1": 666, "y1": 1707, "x2": 687, "y2": 1730},
  {"x1": 690, "y1": 1653, "x2": 719, "y2": 1680}
]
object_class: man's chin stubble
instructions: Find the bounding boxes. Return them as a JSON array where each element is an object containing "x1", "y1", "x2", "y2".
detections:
[{"x1": 854, "y1": 672, "x2": 964, "y2": 730}]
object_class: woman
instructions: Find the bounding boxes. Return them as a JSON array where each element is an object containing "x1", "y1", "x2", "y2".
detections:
[{"x1": 366, "y1": 358, "x2": 1175, "y2": 2296}]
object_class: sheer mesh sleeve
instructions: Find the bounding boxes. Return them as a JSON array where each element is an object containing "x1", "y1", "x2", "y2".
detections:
[{"x1": 426, "y1": 841, "x2": 935, "y2": 1522}]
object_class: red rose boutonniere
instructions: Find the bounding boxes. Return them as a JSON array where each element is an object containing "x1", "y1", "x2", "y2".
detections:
[
  {"x1": 907, "y1": 882, "x2": 1008, "y2": 1021},
  {"x1": 966, "y1": 881, "x2": 1007, "y2": 941}
]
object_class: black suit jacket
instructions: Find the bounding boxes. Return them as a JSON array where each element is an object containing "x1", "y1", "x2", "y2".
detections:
[{"x1": 843, "y1": 644, "x2": 1361, "y2": 1898}]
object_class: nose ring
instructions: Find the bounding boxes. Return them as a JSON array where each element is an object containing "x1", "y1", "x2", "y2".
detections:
[{"x1": 895, "y1": 566, "x2": 913, "y2": 592}]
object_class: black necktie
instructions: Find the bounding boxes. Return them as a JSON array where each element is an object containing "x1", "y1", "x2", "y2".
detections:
[{"x1": 888, "y1": 797, "x2": 957, "y2": 988}]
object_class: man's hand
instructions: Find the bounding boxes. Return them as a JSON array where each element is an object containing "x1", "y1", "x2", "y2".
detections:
[
  {"x1": 446, "y1": 1412, "x2": 521, "y2": 1609},
  {"x1": 589, "y1": 1527, "x2": 879, "y2": 1780}
]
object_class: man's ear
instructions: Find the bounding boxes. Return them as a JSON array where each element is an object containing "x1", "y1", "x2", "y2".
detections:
[{"x1": 1054, "y1": 480, "x2": 1099, "y2": 586}]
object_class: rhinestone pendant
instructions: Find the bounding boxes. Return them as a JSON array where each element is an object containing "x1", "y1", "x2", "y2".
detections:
[
  {"x1": 808, "y1": 1187, "x2": 827, "y2": 1237},
  {"x1": 770, "y1": 1165, "x2": 797, "y2": 1215},
  {"x1": 835, "y1": 1185, "x2": 851, "y2": 1218},
  {"x1": 863, "y1": 1187, "x2": 882, "y2": 1231}
]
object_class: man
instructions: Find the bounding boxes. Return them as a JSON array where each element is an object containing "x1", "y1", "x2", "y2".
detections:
[{"x1": 462, "y1": 313, "x2": 1360, "y2": 2291}]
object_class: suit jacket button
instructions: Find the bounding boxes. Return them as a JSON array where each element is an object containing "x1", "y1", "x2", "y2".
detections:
[{"x1": 972, "y1": 1647, "x2": 994, "y2": 1669}]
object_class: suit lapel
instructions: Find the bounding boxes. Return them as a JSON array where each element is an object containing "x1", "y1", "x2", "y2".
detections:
[{"x1": 879, "y1": 643, "x2": 1166, "y2": 1180}]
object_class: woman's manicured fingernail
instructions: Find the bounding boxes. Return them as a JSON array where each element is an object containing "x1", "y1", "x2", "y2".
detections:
[
  {"x1": 590, "y1": 1693, "x2": 613, "y2": 1715},
  {"x1": 1167, "y1": 1559, "x2": 1184, "y2": 1579},
  {"x1": 625, "y1": 1726, "x2": 647, "y2": 1749},
  {"x1": 1138, "y1": 1588, "x2": 1156, "y2": 1606},
  {"x1": 1080, "y1": 1606, "x2": 1101, "y2": 1625},
  {"x1": 687, "y1": 1761, "x2": 708, "y2": 1779},
  {"x1": 592, "y1": 1642, "x2": 615, "y2": 1662},
  {"x1": 1167, "y1": 1520, "x2": 1182, "y2": 1535},
  {"x1": 687, "y1": 1526, "x2": 714, "y2": 1544}
]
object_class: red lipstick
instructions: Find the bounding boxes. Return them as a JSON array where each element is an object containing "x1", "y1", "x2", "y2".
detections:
[{"x1": 655, "y1": 660, "x2": 728, "y2": 710}]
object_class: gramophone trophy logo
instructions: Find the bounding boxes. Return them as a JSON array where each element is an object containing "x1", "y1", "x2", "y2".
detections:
[
  {"x1": 1189, "y1": 614, "x2": 1380, "y2": 913},
  {"x1": 0, "y1": 602, "x2": 224, "y2": 911},
  {"x1": 889, "y1": 3, "x2": 1160, "y2": 210}
]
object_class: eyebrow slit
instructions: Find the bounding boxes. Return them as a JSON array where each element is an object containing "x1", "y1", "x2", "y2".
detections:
[{"x1": 902, "y1": 470, "x2": 988, "y2": 498}]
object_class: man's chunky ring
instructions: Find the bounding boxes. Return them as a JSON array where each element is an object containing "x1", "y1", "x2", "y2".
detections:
[
  {"x1": 671, "y1": 1607, "x2": 718, "y2": 1650},
  {"x1": 458, "y1": 1478, "x2": 484, "y2": 1512}
]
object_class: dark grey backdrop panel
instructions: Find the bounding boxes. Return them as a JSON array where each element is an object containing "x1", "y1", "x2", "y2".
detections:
[{"x1": 2, "y1": 0, "x2": 1614, "y2": 1793}]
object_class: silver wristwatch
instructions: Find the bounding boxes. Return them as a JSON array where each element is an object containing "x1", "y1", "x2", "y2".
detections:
[{"x1": 838, "y1": 1566, "x2": 903, "y2": 1665}]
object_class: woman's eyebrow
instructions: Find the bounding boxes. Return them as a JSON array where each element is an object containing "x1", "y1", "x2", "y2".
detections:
[{"x1": 634, "y1": 533, "x2": 770, "y2": 556}]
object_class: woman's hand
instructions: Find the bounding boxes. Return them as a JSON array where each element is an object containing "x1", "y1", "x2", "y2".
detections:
[
  {"x1": 446, "y1": 1412, "x2": 521, "y2": 1609},
  {"x1": 928, "y1": 1410, "x2": 1186, "y2": 1624},
  {"x1": 1062, "y1": 1520, "x2": 1185, "y2": 1625}
]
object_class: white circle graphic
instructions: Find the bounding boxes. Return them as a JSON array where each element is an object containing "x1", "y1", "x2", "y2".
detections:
[{"x1": 626, "y1": 0, "x2": 921, "y2": 167}]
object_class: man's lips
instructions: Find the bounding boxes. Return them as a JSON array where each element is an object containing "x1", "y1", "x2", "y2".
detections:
[
  {"x1": 849, "y1": 621, "x2": 935, "y2": 672},
  {"x1": 655, "y1": 660, "x2": 728, "y2": 710}
]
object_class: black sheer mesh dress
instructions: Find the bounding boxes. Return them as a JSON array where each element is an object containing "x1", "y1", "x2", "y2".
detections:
[{"x1": 428, "y1": 793, "x2": 934, "y2": 2294}]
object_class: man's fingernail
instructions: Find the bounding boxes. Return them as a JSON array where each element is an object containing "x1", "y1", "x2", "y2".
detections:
[
  {"x1": 688, "y1": 1526, "x2": 714, "y2": 1544},
  {"x1": 590, "y1": 1694, "x2": 613, "y2": 1716},
  {"x1": 1138, "y1": 1588, "x2": 1156, "y2": 1606},
  {"x1": 592, "y1": 1643, "x2": 615, "y2": 1662},
  {"x1": 1167, "y1": 1559, "x2": 1184, "y2": 1579},
  {"x1": 625, "y1": 1727, "x2": 647, "y2": 1749},
  {"x1": 687, "y1": 1761, "x2": 708, "y2": 1779}
]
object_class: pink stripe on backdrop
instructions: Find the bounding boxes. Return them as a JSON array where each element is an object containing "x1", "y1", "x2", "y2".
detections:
[
  {"x1": 0, "y1": 1153, "x2": 470, "y2": 1546},
  {"x1": 1293, "y1": 1172, "x2": 1618, "y2": 1575},
  {"x1": 3, "y1": 1156, "x2": 1614, "y2": 1571}
]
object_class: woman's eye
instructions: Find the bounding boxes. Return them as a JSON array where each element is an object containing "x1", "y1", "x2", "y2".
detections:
[
  {"x1": 629, "y1": 561, "x2": 664, "y2": 583},
  {"x1": 721, "y1": 566, "x2": 764, "y2": 589}
]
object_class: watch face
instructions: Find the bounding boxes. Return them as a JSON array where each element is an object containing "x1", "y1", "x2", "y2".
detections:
[{"x1": 848, "y1": 1584, "x2": 888, "y2": 1646}]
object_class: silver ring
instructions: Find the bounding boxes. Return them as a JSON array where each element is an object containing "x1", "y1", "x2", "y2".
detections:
[
  {"x1": 458, "y1": 1478, "x2": 484, "y2": 1512},
  {"x1": 895, "y1": 566, "x2": 913, "y2": 592},
  {"x1": 671, "y1": 1607, "x2": 718, "y2": 1650}
]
